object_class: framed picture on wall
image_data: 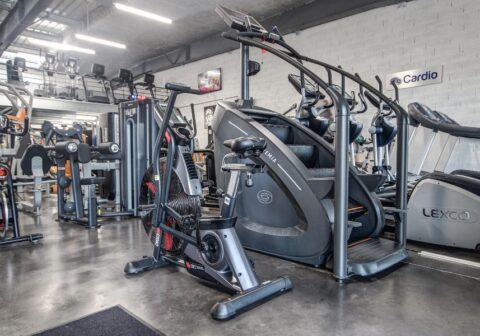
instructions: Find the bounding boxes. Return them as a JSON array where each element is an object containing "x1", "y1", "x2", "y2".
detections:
[
  {"x1": 198, "y1": 68, "x2": 222, "y2": 93},
  {"x1": 204, "y1": 105, "x2": 216, "y2": 129}
]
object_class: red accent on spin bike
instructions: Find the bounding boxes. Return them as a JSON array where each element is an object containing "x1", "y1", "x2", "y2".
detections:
[
  {"x1": 145, "y1": 181, "x2": 157, "y2": 195},
  {"x1": 165, "y1": 131, "x2": 172, "y2": 143},
  {"x1": 163, "y1": 218, "x2": 174, "y2": 250}
]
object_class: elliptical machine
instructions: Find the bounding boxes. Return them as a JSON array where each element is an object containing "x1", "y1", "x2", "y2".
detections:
[
  {"x1": 125, "y1": 83, "x2": 292, "y2": 320},
  {"x1": 380, "y1": 102, "x2": 480, "y2": 251},
  {"x1": 364, "y1": 77, "x2": 398, "y2": 184}
]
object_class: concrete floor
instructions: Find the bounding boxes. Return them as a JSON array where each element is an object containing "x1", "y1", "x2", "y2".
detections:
[{"x1": 1, "y1": 196, "x2": 479, "y2": 336}]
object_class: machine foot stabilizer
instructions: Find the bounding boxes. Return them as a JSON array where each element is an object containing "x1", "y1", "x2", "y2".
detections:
[
  {"x1": 124, "y1": 256, "x2": 169, "y2": 274},
  {"x1": 210, "y1": 276, "x2": 292, "y2": 320}
]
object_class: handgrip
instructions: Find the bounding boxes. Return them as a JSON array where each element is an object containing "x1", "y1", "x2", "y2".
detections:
[{"x1": 165, "y1": 82, "x2": 201, "y2": 95}]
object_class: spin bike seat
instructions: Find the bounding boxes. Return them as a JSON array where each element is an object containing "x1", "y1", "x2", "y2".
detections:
[{"x1": 223, "y1": 137, "x2": 266, "y2": 157}]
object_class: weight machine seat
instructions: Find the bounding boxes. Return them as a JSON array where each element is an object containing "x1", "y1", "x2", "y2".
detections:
[
  {"x1": 223, "y1": 137, "x2": 267, "y2": 156},
  {"x1": 80, "y1": 177, "x2": 106, "y2": 185},
  {"x1": 451, "y1": 169, "x2": 480, "y2": 181},
  {"x1": 419, "y1": 172, "x2": 480, "y2": 197},
  {"x1": 20, "y1": 144, "x2": 52, "y2": 175}
]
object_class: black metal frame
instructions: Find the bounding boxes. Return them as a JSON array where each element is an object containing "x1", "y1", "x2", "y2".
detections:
[
  {"x1": 149, "y1": 84, "x2": 237, "y2": 261},
  {"x1": 0, "y1": 162, "x2": 43, "y2": 246},
  {"x1": 221, "y1": 27, "x2": 409, "y2": 281}
]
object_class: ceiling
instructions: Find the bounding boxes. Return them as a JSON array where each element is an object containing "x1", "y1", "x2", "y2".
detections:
[{"x1": 1, "y1": 0, "x2": 408, "y2": 77}]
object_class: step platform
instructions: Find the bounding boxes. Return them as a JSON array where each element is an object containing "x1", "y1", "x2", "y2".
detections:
[{"x1": 348, "y1": 237, "x2": 408, "y2": 276}]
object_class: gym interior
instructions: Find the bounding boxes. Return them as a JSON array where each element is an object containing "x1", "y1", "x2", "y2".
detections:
[{"x1": 0, "y1": 0, "x2": 479, "y2": 335}]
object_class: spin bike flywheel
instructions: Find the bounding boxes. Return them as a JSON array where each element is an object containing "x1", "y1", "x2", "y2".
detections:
[{"x1": 139, "y1": 157, "x2": 201, "y2": 256}]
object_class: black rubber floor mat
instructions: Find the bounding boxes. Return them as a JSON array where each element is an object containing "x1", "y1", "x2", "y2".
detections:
[{"x1": 33, "y1": 305, "x2": 165, "y2": 336}]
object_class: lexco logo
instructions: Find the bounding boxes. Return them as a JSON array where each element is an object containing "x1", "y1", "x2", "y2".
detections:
[{"x1": 422, "y1": 208, "x2": 471, "y2": 221}]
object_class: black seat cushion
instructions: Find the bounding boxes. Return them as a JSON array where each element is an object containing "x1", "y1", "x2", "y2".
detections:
[
  {"x1": 223, "y1": 137, "x2": 267, "y2": 156},
  {"x1": 21, "y1": 144, "x2": 52, "y2": 175},
  {"x1": 420, "y1": 172, "x2": 480, "y2": 196}
]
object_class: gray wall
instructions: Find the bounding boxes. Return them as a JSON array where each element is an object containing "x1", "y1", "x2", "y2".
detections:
[{"x1": 154, "y1": 0, "x2": 480, "y2": 148}]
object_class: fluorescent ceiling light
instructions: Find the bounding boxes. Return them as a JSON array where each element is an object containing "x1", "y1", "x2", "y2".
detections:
[
  {"x1": 26, "y1": 37, "x2": 96, "y2": 55},
  {"x1": 113, "y1": 3, "x2": 172, "y2": 24},
  {"x1": 75, "y1": 115, "x2": 98, "y2": 121},
  {"x1": 75, "y1": 34, "x2": 126, "y2": 49}
]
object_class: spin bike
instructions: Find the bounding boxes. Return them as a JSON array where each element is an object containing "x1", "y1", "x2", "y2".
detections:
[{"x1": 125, "y1": 83, "x2": 292, "y2": 320}]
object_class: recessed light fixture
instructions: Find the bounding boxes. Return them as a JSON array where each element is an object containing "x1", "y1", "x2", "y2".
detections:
[
  {"x1": 75, "y1": 34, "x2": 126, "y2": 49},
  {"x1": 26, "y1": 37, "x2": 96, "y2": 55},
  {"x1": 113, "y1": 3, "x2": 172, "y2": 24}
]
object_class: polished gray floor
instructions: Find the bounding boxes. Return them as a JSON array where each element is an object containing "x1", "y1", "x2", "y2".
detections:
[{"x1": 1, "y1": 196, "x2": 479, "y2": 336}]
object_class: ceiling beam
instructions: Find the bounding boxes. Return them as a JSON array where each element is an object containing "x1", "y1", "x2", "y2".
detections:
[
  {"x1": 0, "y1": 0, "x2": 55, "y2": 55},
  {"x1": 21, "y1": 29, "x2": 63, "y2": 42},
  {"x1": 40, "y1": 13, "x2": 83, "y2": 29},
  {"x1": 130, "y1": 0, "x2": 412, "y2": 77}
]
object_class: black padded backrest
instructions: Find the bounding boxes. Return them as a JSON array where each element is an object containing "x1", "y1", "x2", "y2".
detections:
[
  {"x1": 77, "y1": 143, "x2": 92, "y2": 163},
  {"x1": 21, "y1": 144, "x2": 52, "y2": 175}
]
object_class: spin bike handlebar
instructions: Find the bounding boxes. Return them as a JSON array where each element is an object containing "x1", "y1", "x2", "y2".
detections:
[{"x1": 165, "y1": 83, "x2": 202, "y2": 95}]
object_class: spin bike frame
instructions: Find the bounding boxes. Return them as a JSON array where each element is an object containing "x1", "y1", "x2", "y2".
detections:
[{"x1": 150, "y1": 84, "x2": 260, "y2": 290}]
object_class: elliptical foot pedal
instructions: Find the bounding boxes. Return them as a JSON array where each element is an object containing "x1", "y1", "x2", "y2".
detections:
[
  {"x1": 124, "y1": 256, "x2": 169, "y2": 275},
  {"x1": 210, "y1": 276, "x2": 292, "y2": 320}
]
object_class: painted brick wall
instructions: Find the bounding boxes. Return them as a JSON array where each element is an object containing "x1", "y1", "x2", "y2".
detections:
[{"x1": 154, "y1": 0, "x2": 480, "y2": 148}]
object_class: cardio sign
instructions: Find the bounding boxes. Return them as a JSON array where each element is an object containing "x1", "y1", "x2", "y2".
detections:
[{"x1": 385, "y1": 66, "x2": 443, "y2": 90}]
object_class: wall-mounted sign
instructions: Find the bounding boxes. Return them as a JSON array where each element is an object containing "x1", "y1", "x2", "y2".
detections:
[
  {"x1": 204, "y1": 105, "x2": 216, "y2": 129},
  {"x1": 385, "y1": 66, "x2": 443, "y2": 90},
  {"x1": 198, "y1": 68, "x2": 222, "y2": 93}
]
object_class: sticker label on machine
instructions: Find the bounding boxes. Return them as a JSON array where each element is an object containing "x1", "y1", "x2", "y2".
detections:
[{"x1": 385, "y1": 66, "x2": 443, "y2": 90}]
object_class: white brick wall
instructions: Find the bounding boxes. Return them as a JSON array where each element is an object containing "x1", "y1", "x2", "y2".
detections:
[{"x1": 154, "y1": 0, "x2": 480, "y2": 148}]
